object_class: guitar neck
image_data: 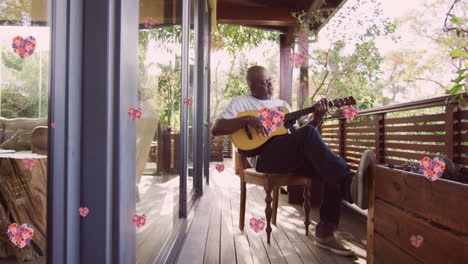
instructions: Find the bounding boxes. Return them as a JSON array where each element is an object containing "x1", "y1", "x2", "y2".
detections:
[{"x1": 285, "y1": 101, "x2": 334, "y2": 122}]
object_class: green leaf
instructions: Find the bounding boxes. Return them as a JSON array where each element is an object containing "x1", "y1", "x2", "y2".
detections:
[
  {"x1": 451, "y1": 15, "x2": 459, "y2": 24},
  {"x1": 451, "y1": 48, "x2": 461, "y2": 58},
  {"x1": 448, "y1": 84, "x2": 463, "y2": 94},
  {"x1": 456, "y1": 69, "x2": 467, "y2": 74},
  {"x1": 453, "y1": 76, "x2": 465, "y2": 83}
]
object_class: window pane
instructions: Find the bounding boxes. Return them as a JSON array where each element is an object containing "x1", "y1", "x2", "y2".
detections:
[
  {"x1": 0, "y1": 1, "x2": 50, "y2": 264},
  {"x1": 135, "y1": 0, "x2": 182, "y2": 262}
]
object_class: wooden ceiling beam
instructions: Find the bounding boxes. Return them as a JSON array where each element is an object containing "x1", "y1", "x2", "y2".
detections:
[{"x1": 217, "y1": 3, "x2": 297, "y2": 27}]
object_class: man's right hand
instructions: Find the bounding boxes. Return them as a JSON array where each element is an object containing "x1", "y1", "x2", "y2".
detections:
[{"x1": 242, "y1": 116, "x2": 269, "y2": 137}]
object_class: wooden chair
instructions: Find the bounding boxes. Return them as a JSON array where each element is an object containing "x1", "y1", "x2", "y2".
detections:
[{"x1": 235, "y1": 151, "x2": 312, "y2": 243}]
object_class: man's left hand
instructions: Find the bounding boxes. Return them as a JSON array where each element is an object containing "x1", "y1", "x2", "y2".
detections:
[{"x1": 308, "y1": 98, "x2": 328, "y2": 127}]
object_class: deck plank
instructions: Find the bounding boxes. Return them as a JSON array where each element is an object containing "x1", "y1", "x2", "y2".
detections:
[
  {"x1": 230, "y1": 194, "x2": 255, "y2": 264},
  {"x1": 238, "y1": 186, "x2": 271, "y2": 264},
  {"x1": 220, "y1": 189, "x2": 237, "y2": 264},
  {"x1": 176, "y1": 186, "x2": 213, "y2": 264},
  {"x1": 204, "y1": 189, "x2": 223, "y2": 264}
]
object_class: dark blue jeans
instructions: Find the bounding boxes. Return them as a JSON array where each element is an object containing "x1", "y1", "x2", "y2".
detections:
[{"x1": 255, "y1": 125, "x2": 355, "y2": 237}]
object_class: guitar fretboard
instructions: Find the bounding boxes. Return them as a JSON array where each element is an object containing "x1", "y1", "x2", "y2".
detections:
[{"x1": 284, "y1": 101, "x2": 335, "y2": 122}]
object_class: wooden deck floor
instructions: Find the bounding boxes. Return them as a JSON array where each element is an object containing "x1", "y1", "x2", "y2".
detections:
[{"x1": 176, "y1": 160, "x2": 367, "y2": 264}]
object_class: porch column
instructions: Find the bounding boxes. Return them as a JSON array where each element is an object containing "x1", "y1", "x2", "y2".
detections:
[
  {"x1": 297, "y1": 29, "x2": 309, "y2": 108},
  {"x1": 279, "y1": 29, "x2": 294, "y2": 105}
]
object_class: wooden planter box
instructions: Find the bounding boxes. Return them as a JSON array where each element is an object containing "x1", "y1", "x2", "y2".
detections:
[{"x1": 367, "y1": 165, "x2": 468, "y2": 264}]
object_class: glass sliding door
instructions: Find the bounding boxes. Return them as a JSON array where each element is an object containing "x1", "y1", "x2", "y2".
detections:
[
  {"x1": 0, "y1": 1, "x2": 51, "y2": 263},
  {"x1": 133, "y1": 0, "x2": 209, "y2": 262},
  {"x1": 135, "y1": 0, "x2": 182, "y2": 263}
]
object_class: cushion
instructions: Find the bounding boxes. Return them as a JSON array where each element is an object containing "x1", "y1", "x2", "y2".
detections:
[
  {"x1": 2, "y1": 118, "x2": 46, "y2": 142},
  {"x1": 0, "y1": 129, "x2": 33, "y2": 151}
]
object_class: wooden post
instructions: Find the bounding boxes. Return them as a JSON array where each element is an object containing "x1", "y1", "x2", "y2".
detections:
[
  {"x1": 374, "y1": 114, "x2": 385, "y2": 164},
  {"x1": 297, "y1": 29, "x2": 309, "y2": 109},
  {"x1": 366, "y1": 164, "x2": 377, "y2": 264},
  {"x1": 445, "y1": 103, "x2": 456, "y2": 160},
  {"x1": 279, "y1": 29, "x2": 294, "y2": 105},
  {"x1": 339, "y1": 118, "x2": 345, "y2": 158}
]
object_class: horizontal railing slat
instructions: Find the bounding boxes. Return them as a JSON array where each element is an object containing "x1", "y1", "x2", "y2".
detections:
[
  {"x1": 344, "y1": 152, "x2": 362, "y2": 160},
  {"x1": 344, "y1": 146, "x2": 373, "y2": 153},
  {"x1": 460, "y1": 110, "x2": 468, "y2": 119},
  {"x1": 458, "y1": 122, "x2": 468, "y2": 130},
  {"x1": 385, "y1": 124, "x2": 445, "y2": 133},
  {"x1": 345, "y1": 134, "x2": 375, "y2": 140},
  {"x1": 344, "y1": 140, "x2": 375, "y2": 147},
  {"x1": 345, "y1": 157, "x2": 360, "y2": 164},
  {"x1": 385, "y1": 143, "x2": 445, "y2": 153},
  {"x1": 385, "y1": 114, "x2": 445, "y2": 125},
  {"x1": 344, "y1": 120, "x2": 375, "y2": 127},
  {"x1": 321, "y1": 129, "x2": 339, "y2": 134},
  {"x1": 454, "y1": 156, "x2": 468, "y2": 166},
  {"x1": 383, "y1": 158, "x2": 413, "y2": 166},
  {"x1": 323, "y1": 139, "x2": 339, "y2": 145},
  {"x1": 345, "y1": 127, "x2": 375, "y2": 133},
  {"x1": 457, "y1": 133, "x2": 468, "y2": 142},
  {"x1": 384, "y1": 150, "x2": 437, "y2": 161},
  {"x1": 322, "y1": 123, "x2": 339, "y2": 129},
  {"x1": 456, "y1": 145, "x2": 468, "y2": 154},
  {"x1": 385, "y1": 134, "x2": 445, "y2": 142}
]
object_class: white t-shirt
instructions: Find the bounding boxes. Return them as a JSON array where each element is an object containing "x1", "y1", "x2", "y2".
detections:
[
  {"x1": 218, "y1": 94, "x2": 292, "y2": 119},
  {"x1": 218, "y1": 94, "x2": 293, "y2": 168}
]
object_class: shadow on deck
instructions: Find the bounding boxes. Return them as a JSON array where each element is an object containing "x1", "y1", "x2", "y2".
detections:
[{"x1": 176, "y1": 159, "x2": 367, "y2": 264}]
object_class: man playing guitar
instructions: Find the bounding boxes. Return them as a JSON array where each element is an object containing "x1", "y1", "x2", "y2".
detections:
[{"x1": 211, "y1": 65, "x2": 375, "y2": 256}]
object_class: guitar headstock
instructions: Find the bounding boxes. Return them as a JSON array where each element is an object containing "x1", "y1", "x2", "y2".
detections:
[{"x1": 330, "y1": 96, "x2": 356, "y2": 107}]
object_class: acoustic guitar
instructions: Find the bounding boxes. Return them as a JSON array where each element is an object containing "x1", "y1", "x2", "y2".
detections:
[{"x1": 232, "y1": 96, "x2": 356, "y2": 151}]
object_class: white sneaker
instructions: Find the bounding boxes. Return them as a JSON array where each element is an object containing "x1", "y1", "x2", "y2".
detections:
[{"x1": 314, "y1": 235, "x2": 355, "y2": 257}]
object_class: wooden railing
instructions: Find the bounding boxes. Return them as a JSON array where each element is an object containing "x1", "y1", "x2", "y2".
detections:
[{"x1": 319, "y1": 93, "x2": 468, "y2": 169}]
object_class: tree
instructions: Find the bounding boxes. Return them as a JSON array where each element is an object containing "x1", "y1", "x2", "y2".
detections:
[
  {"x1": 293, "y1": 0, "x2": 396, "y2": 109},
  {"x1": 137, "y1": 26, "x2": 184, "y2": 129},
  {"x1": 388, "y1": 0, "x2": 467, "y2": 104},
  {"x1": 443, "y1": 0, "x2": 467, "y2": 105},
  {"x1": 0, "y1": 0, "x2": 31, "y2": 26},
  {"x1": 380, "y1": 49, "x2": 448, "y2": 104},
  {"x1": 1, "y1": 49, "x2": 49, "y2": 118}
]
